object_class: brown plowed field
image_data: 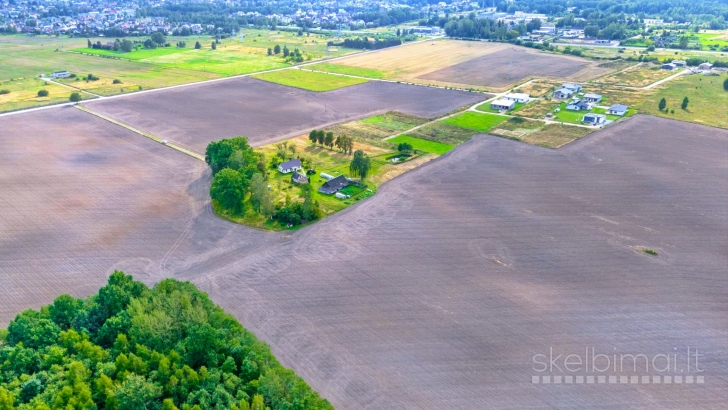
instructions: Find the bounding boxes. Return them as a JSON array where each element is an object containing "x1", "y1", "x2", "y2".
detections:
[
  {"x1": 419, "y1": 47, "x2": 595, "y2": 88},
  {"x1": 83, "y1": 77, "x2": 487, "y2": 153},
  {"x1": 1, "y1": 112, "x2": 727, "y2": 408}
]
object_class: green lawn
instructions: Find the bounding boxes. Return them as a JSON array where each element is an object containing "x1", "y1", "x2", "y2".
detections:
[
  {"x1": 443, "y1": 112, "x2": 508, "y2": 132},
  {"x1": 252, "y1": 69, "x2": 368, "y2": 91},
  {"x1": 72, "y1": 46, "x2": 190, "y2": 60},
  {"x1": 388, "y1": 135, "x2": 454, "y2": 155},
  {"x1": 306, "y1": 62, "x2": 389, "y2": 79},
  {"x1": 553, "y1": 102, "x2": 588, "y2": 124},
  {"x1": 143, "y1": 49, "x2": 288, "y2": 76}
]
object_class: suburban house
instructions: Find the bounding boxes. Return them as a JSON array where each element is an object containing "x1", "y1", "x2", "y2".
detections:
[
  {"x1": 553, "y1": 88, "x2": 575, "y2": 99},
  {"x1": 662, "y1": 63, "x2": 677, "y2": 70},
  {"x1": 50, "y1": 71, "x2": 71, "y2": 78},
  {"x1": 562, "y1": 83, "x2": 583, "y2": 93},
  {"x1": 566, "y1": 100, "x2": 590, "y2": 111},
  {"x1": 582, "y1": 113, "x2": 606, "y2": 125},
  {"x1": 583, "y1": 93, "x2": 602, "y2": 103},
  {"x1": 672, "y1": 60, "x2": 687, "y2": 67},
  {"x1": 319, "y1": 175, "x2": 349, "y2": 195},
  {"x1": 607, "y1": 104, "x2": 629, "y2": 116},
  {"x1": 698, "y1": 62, "x2": 713, "y2": 71},
  {"x1": 291, "y1": 171, "x2": 309, "y2": 184},
  {"x1": 490, "y1": 99, "x2": 516, "y2": 111},
  {"x1": 278, "y1": 158, "x2": 302, "y2": 174},
  {"x1": 503, "y1": 93, "x2": 529, "y2": 103}
]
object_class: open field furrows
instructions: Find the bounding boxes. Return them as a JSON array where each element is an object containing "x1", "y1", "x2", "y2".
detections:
[
  {"x1": 83, "y1": 77, "x2": 486, "y2": 152},
  {"x1": 0, "y1": 107, "x2": 269, "y2": 322},
  {"x1": 419, "y1": 47, "x2": 597, "y2": 89},
  {"x1": 1, "y1": 111, "x2": 727, "y2": 408}
]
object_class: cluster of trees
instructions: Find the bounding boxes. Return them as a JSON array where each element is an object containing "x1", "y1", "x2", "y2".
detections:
[
  {"x1": 266, "y1": 45, "x2": 306, "y2": 62},
  {"x1": 0, "y1": 272, "x2": 333, "y2": 410},
  {"x1": 206, "y1": 137, "x2": 266, "y2": 215},
  {"x1": 276, "y1": 184, "x2": 321, "y2": 226},
  {"x1": 88, "y1": 39, "x2": 134, "y2": 52},
  {"x1": 327, "y1": 37, "x2": 402, "y2": 50},
  {"x1": 307, "y1": 130, "x2": 354, "y2": 154},
  {"x1": 351, "y1": 8, "x2": 422, "y2": 27}
]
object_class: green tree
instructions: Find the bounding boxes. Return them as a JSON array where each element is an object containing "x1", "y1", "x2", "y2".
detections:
[
  {"x1": 349, "y1": 150, "x2": 371, "y2": 180},
  {"x1": 282, "y1": 45, "x2": 289, "y2": 57},
  {"x1": 210, "y1": 169, "x2": 245, "y2": 213},
  {"x1": 87, "y1": 39, "x2": 92, "y2": 48},
  {"x1": 316, "y1": 130, "x2": 325, "y2": 146},
  {"x1": 52, "y1": 362, "x2": 95, "y2": 410},
  {"x1": 250, "y1": 173, "x2": 266, "y2": 212},
  {"x1": 161, "y1": 399, "x2": 178, "y2": 410},
  {"x1": 273, "y1": 44, "x2": 281, "y2": 54},
  {"x1": 49, "y1": 294, "x2": 83, "y2": 329},
  {"x1": 114, "y1": 374, "x2": 162, "y2": 410},
  {"x1": 69, "y1": 92, "x2": 82, "y2": 102},
  {"x1": 211, "y1": 41, "x2": 217, "y2": 50},
  {"x1": 250, "y1": 395, "x2": 265, "y2": 410},
  {"x1": 7, "y1": 310, "x2": 61, "y2": 349},
  {"x1": 121, "y1": 39, "x2": 133, "y2": 52},
  {"x1": 0, "y1": 387, "x2": 15, "y2": 410},
  {"x1": 151, "y1": 31, "x2": 166, "y2": 46},
  {"x1": 308, "y1": 130, "x2": 318, "y2": 145},
  {"x1": 324, "y1": 132, "x2": 334, "y2": 149},
  {"x1": 681, "y1": 96, "x2": 689, "y2": 109},
  {"x1": 37, "y1": 89, "x2": 48, "y2": 97},
  {"x1": 658, "y1": 97, "x2": 667, "y2": 111},
  {"x1": 724, "y1": 77, "x2": 728, "y2": 91},
  {"x1": 195, "y1": 41, "x2": 201, "y2": 49},
  {"x1": 267, "y1": 47, "x2": 272, "y2": 55}
]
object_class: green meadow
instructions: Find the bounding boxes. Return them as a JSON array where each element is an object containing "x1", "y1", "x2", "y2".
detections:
[
  {"x1": 253, "y1": 69, "x2": 368, "y2": 91},
  {"x1": 388, "y1": 135, "x2": 455, "y2": 155}
]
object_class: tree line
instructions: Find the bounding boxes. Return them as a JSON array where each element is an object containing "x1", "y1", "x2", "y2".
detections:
[
  {"x1": 0, "y1": 272, "x2": 333, "y2": 410},
  {"x1": 327, "y1": 37, "x2": 402, "y2": 50}
]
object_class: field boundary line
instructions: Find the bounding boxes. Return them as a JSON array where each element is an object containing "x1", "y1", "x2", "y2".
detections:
[{"x1": 73, "y1": 105, "x2": 205, "y2": 161}]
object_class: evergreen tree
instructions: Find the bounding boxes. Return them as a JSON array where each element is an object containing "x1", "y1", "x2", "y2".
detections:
[
  {"x1": 658, "y1": 97, "x2": 667, "y2": 111},
  {"x1": 681, "y1": 96, "x2": 689, "y2": 109}
]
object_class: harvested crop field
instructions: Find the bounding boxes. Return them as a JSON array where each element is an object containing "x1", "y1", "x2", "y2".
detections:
[
  {"x1": 419, "y1": 47, "x2": 600, "y2": 89},
  {"x1": 2, "y1": 112, "x2": 726, "y2": 408},
  {"x1": 83, "y1": 77, "x2": 486, "y2": 153}
]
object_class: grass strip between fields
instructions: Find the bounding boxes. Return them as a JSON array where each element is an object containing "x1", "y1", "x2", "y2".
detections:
[
  {"x1": 252, "y1": 69, "x2": 368, "y2": 91},
  {"x1": 388, "y1": 135, "x2": 455, "y2": 155}
]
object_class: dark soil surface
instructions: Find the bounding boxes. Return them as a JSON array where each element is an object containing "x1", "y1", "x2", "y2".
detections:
[
  {"x1": 1, "y1": 111, "x2": 726, "y2": 409},
  {"x1": 419, "y1": 48, "x2": 590, "y2": 88},
  {"x1": 84, "y1": 77, "x2": 487, "y2": 153}
]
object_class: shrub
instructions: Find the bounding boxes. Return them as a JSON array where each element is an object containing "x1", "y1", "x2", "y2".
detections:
[
  {"x1": 112, "y1": 79, "x2": 122, "y2": 84},
  {"x1": 69, "y1": 92, "x2": 82, "y2": 102},
  {"x1": 37, "y1": 89, "x2": 49, "y2": 97},
  {"x1": 643, "y1": 248, "x2": 658, "y2": 256},
  {"x1": 0, "y1": 89, "x2": 10, "y2": 95}
]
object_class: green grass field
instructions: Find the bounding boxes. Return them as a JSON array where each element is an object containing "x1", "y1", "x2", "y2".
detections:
[
  {"x1": 443, "y1": 112, "x2": 508, "y2": 132},
  {"x1": 641, "y1": 72, "x2": 728, "y2": 129},
  {"x1": 359, "y1": 112, "x2": 427, "y2": 131},
  {"x1": 306, "y1": 62, "x2": 389, "y2": 79},
  {"x1": 252, "y1": 69, "x2": 368, "y2": 91},
  {"x1": 0, "y1": 78, "x2": 93, "y2": 111},
  {"x1": 143, "y1": 49, "x2": 288, "y2": 75},
  {"x1": 72, "y1": 46, "x2": 190, "y2": 60},
  {"x1": 388, "y1": 135, "x2": 454, "y2": 155}
]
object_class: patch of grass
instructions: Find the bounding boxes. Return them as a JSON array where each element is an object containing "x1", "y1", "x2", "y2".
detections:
[
  {"x1": 388, "y1": 135, "x2": 455, "y2": 155},
  {"x1": 306, "y1": 62, "x2": 389, "y2": 79},
  {"x1": 598, "y1": 63, "x2": 676, "y2": 87},
  {"x1": 0, "y1": 78, "x2": 92, "y2": 111},
  {"x1": 640, "y1": 72, "x2": 728, "y2": 129},
  {"x1": 517, "y1": 123, "x2": 594, "y2": 148},
  {"x1": 252, "y1": 69, "x2": 368, "y2": 91},
  {"x1": 643, "y1": 248, "x2": 658, "y2": 256},
  {"x1": 409, "y1": 122, "x2": 481, "y2": 145},
  {"x1": 320, "y1": 112, "x2": 427, "y2": 145},
  {"x1": 358, "y1": 111, "x2": 428, "y2": 131},
  {"x1": 443, "y1": 112, "x2": 507, "y2": 132},
  {"x1": 72, "y1": 46, "x2": 190, "y2": 60},
  {"x1": 142, "y1": 49, "x2": 288, "y2": 76}
]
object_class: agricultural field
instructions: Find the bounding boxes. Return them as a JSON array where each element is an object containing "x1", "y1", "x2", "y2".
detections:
[
  {"x1": 84, "y1": 77, "x2": 485, "y2": 153},
  {"x1": 253, "y1": 69, "x2": 368, "y2": 91},
  {"x1": 640, "y1": 72, "x2": 728, "y2": 129},
  {"x1": 443, "y1": 111, "x2": 507, "y2": 132},
  {"x1": 321, "y1": 111, "x2": 429, "y2": 144},
  {"x1": 0, "y1": 77, "x2": 92, "y2": 112},
  {"x1": 597, "y1": 62, "x2": 677, "y2": 87},
  {"x1": 687, "y1": 30, "x2": 728, "y2": 50}
]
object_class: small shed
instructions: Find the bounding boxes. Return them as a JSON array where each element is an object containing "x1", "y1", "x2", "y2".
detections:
[
  {"x1": 278, "y1": 158, "x2": 302, "y2": 174},
  {"x1": 490, "y1": 99, "x2": 516, "y2": 111},
  {"x1": 291, "y1": 171, "x2": 309, "y2": 184},
  {"x1": 698, "y1": 62, "x2": 713, "y2": 71}
]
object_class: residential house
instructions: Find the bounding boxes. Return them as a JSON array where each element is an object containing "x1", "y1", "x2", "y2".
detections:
[
  {"x1": 698, "y1": 62, "x2": 713, "y2": 71},
  {"x1": 583, "y1": 93, "x2": 602, "y2": 103},
  {"x1": 662, "y1": 63, "x2": 677, "y2": 70},
  {"x1": 318, "y1": 175, "x2": 349, "y2": 195},
  {"x1": 50, "y1": 70, "x2": 70, "y2": 78},
  {"x1": 582, "y1": 113, "x2": 606, "y2": 125},
  {"x1": 566, "y1": 100, "x2": 590, "y2": 111},
  {"x1": 503, "y1": 93, "x2": 529, "y2": 103},
  {"x1": 607, "y1": 104, "x2": 629, "y2": 116},
  {"x1": 553, "y1": 88, "x2": 575, "y2": 99},
  {"x1": 672, "y1": 60, "x2": 687, "y2": 67},
  {"x1": 278, "y1": 158, "x2": 302, "y2": 174},
  {"x1": 562, "y1": 83, "x2": 583, "y2": 93},
  {"x1": 490, "y1": 99, "x2": 515, "y2": 111},
  {"x1": 291, "y1": 171, "x2": 309, "y2": 184}
]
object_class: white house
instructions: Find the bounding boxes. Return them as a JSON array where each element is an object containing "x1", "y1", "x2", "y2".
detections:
[
  {"x1": 278, "y1": 158, "x2": 302, "y2": 174},
  {"x1": 50, "y1": 71, "x2": 71, "y2": 78},
  {"x1": 607, "y1": 104, "x2": 629, "y2": 116},
  {"x1": 503, "y1": 93, "x2": 529, "y2": 103},
  {"x1": 583, "y1": 93, "x2": 602, "y2": 103},
  {"x1": 562, "y1": 83, "x2": 582, "y2": 93},
  {"x1": 672, "y1": 60, "x2": 687, "y2": 67},
  {"x1": 553, "y1": 88, "x2": 575, "y2": 99},
  {"x1": 490, "y1": 99, "x2": 515, "y2": 111},
  {"x1": 582, "y1": 113, "x2": 606, "y2": 125}
]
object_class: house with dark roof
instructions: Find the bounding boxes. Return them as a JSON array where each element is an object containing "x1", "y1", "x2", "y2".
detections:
[
  {"x1": 566, "y1": 100, "x2": 590, "y2": 111},
  {"x1": 553, "y1": 88, "x2": 575, "y2": 99},
  {"x1": 278, "y1": 158, "x2": 302, "y2": 174},
  {"x1": 562, "y1": 83, "x2": 582, "y2": 93},
  {"x1": 582, "y1": 113, "x2": 606, "y2": 125},
  {"x1": 291, "y1": 171, "x2": 309, "y2": 184},
  {"x1": 318, "y1": 175, "x2": 349, "y2": 195},
  {"x1": 607, "y1": 104, "x2": 629, "y2": 116}
]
